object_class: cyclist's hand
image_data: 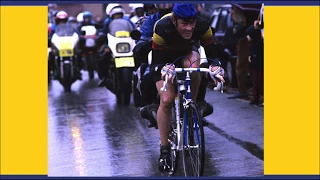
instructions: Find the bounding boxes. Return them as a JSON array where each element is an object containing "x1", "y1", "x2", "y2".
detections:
[
  {"x1": 209, "y1": 65, "x2": 225, "y2": 83},
  {"x1": 161, "y1": 64, "x2": 176, "y2": 83}
]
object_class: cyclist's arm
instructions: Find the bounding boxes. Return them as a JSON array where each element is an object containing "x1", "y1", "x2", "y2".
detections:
[
  {"x1": 151, "y1": 24, "x2": 168, "y2": 69},
  {"x1": 200, "y1": 27, "x2": 220, "y2": 62}
]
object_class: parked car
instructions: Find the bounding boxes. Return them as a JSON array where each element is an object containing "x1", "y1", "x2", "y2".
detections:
[{"x1": 207, "y1": 4, "x2": 261, "y2": 87}]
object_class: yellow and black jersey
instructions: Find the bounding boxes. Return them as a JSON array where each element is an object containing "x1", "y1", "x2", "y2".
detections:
[
  {"x1": 151, "y1": 13, "x2": 218, "y2": 66},
  {"x1": 152, "y1": 14, "x2": 215, "y2": 51}
]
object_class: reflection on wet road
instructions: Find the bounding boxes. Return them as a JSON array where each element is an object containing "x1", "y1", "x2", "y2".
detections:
[{"x1": 48, "y1": 72, "x2": 264, "y2": 177}]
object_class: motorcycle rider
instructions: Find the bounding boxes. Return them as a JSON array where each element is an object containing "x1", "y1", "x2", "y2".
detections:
[
  {"x1": 49, "y1": 11, "x2": 82, "y2": 80},
  {"x1": 129, "y1": 3, "x2": 145, "y2": 24},
  {"x1": 144, "y1": 4, "x2": 158, "y2": 16},
  {"x1": 77, "y1": 11, "x2": 97, "y2": 74},
  {"x1": 98, "y1": 5, "x2": 135, "y2": 87},
  {"x1": 77, "y1": 11, "x2": 96, "y2": 33},
  {"x1": 103, "y1": 4, "x2": 135, "y2": 36},
  {"x1": 133, "y1": 4, "x2": 215, "y2": 128},
  {"x1": 151, "y1": 4, "x2": 224, "y2": 172}
]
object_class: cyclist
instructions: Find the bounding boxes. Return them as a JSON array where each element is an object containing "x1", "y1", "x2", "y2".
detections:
[
  {"x1": 150, "y1": 3, "x2": 225, "y2": 172},
  {"x1": 135, "y1": 3, "x2": 216, "y2": 127}
]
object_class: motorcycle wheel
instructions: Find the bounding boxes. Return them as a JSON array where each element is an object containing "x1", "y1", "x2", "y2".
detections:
[
  {"x1": 63, "y1": 64, "x2": 72, "y2": 92},
  {"x1": 121, "y1": 68, "x2": 133, "y2": 106},
  {"x1": 87, "y1": 53, "x2": 95, "y2": 80}
]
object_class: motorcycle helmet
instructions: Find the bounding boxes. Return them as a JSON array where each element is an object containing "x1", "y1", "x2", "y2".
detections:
[
  {"x1": 155, "y1": 3, "x2": 174, "y2": 17},
  {"x1": 134, "y1": 4, "x2": 145, "y2": 17},
  {"x1": 143, "y1": 4, "x2": 157, "y2": 15},
  {"x1": 106, "y1": 3, "x2": 122, "y2": 16},
  {"x1": 76, "y1": 12, "x2": 84, "y2": 23},
  {"x1": 68, "y1": 16, "x2": 77, "y2": 23},
  {"x1": 83, "y1": 11, "x2": 92, "y2": 19},
  {"x1": 82, "y1": 11, "x2": 92, "y2": 24},
  {"x1": 109, "y1": 7, "x2": 125, "y2": 18},
  {"x1": 129, "y1": 3, "x2": 144, "y2": 13},
  {"x1": 55, "y1": 11, "x2": 68, "y2": 24},
  {"x1": 172, "y1": 3, "x2": 197, "y2": 20}
]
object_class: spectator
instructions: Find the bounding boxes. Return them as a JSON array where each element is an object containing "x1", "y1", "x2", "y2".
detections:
[
  {"x1": 228, "y1": 4, "x2": 250, "y2": 99},
  {"x1": 247, "y1": 20, "x2": 264, "y2": 106}
]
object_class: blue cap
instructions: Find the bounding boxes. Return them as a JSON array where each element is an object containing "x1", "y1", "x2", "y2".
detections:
[{"x1": 173, "y1": 3, "x2": 197, "y2": 20}]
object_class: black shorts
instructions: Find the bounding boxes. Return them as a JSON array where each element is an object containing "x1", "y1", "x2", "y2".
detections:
[{"x1": 151, "y1": 46, "x2": 199, "y2": 82}]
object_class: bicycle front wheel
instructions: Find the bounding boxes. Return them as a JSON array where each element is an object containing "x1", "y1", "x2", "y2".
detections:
[{"x1": 182, "y1": 102, "x2": 205, "y2": 176}]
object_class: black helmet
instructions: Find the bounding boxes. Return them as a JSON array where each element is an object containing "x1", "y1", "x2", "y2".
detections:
[{"x1": 144, "y1": 4, "x2": 157, "y2": 15}]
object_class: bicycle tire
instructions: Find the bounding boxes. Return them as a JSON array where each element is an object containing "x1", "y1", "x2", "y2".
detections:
[{"x1": 182, "y1": 102, "x2": 205, "y2": 176}]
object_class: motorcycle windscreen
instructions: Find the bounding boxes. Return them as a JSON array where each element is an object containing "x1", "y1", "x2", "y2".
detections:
[
  {"x1": 55, "y1": 24, "x2": 75, "y2": 37},
  {"x1": 108, "y1": 19, "x2": 134, "y2": 37}
]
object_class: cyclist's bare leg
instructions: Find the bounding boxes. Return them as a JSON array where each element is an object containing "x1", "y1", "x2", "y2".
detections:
[
  {"x1": 183, "y1": 50, "x2": 201, "y2": 101},
  {"x1": 156, "y1": 80, "x2": 175, "y2": 146}
]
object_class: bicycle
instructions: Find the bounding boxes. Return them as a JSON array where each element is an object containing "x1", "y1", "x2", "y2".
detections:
[{"x1": 161, "y1": 57, "x2": 223, "y2": 176}]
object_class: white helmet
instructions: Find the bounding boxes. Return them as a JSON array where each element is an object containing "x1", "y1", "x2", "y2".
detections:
[
  {"x1": 76, "y1": 12, "x2": 83, "y2": 23},
  {"x1": 56, "y1": 11, "x2": 68, "y2": 19},
  {"x1": 106, "y1": 3, "x2": 121, "y2": 16},
  {"x1": 129, "y1": 3, "x2": 144, "y2": 13},
  {"x1": 109, "y1": 7, "x2": 125, "y2": 17}
]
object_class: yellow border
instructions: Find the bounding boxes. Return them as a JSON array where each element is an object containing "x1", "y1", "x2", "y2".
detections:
[
  {"x1": 264, "y1": 6, "x2": 319, "y2": 174},
  {"x1": 1, "y1": 6, "x2": 48, "y2": 174}
]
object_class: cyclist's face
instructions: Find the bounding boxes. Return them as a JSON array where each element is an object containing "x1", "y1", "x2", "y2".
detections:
[{"x1": 176, "y1": 18, "x2": 196, "y2": 40}]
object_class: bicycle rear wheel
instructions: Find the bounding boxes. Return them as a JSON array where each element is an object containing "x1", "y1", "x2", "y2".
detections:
[{"x1": 182, "y1": 102, "x2": 205, "y2": 176}]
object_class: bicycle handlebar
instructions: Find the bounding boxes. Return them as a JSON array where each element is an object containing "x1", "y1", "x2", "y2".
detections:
[{"x1": 161, "y1": 67, "x2": 223, "y2": 92}]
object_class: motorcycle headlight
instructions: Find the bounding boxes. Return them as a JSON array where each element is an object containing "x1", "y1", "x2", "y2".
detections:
[{"x1": 116, "y1": 43, "x2": 130, "y2": 53}]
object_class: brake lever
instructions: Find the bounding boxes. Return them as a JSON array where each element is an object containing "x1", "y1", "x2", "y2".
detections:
[{"x1": 161, "y1": 74, "x2": 168, "y2": 92}]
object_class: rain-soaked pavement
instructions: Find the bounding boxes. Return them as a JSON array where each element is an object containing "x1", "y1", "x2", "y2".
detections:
[{"x1": 48, "y1": 71, "x2": 264, "y2": 177}]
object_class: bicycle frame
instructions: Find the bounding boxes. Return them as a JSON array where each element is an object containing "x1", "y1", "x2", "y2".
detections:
[{"x1": 162, "y1": 68, "x2": 211, "y2": 151}]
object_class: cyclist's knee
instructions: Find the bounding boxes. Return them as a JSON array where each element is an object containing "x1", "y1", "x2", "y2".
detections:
[
  {"x1": 160, "y1": 95, "x2": 174, "y2": 110},
  {"x1": 183, "y1": 51, "x2": 200, "y2": 68}
]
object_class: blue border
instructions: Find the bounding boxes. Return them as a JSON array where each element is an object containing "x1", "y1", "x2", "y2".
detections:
[
  {"x1": 0, "y1": 175, "x2": 320, "y2": 179},
  {"x1": 0, "y1": 1, "x2": 320, "y2": 6}
]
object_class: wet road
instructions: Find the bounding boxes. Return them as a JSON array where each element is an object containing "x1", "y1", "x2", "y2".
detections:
[{"x1": 48, "y1": 71, "x2": 264, "y2": 177}]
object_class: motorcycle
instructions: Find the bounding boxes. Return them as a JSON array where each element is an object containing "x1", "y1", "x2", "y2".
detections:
[
  {"x1": 51, "y1": 23, "x2": 80, "y2": 92},
  {"x1": 80, "y1": 25, "x2": 98, "y2": 79},
  {"x1": 107, "y1": 31, "x2": 136, "y2": 105}
]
